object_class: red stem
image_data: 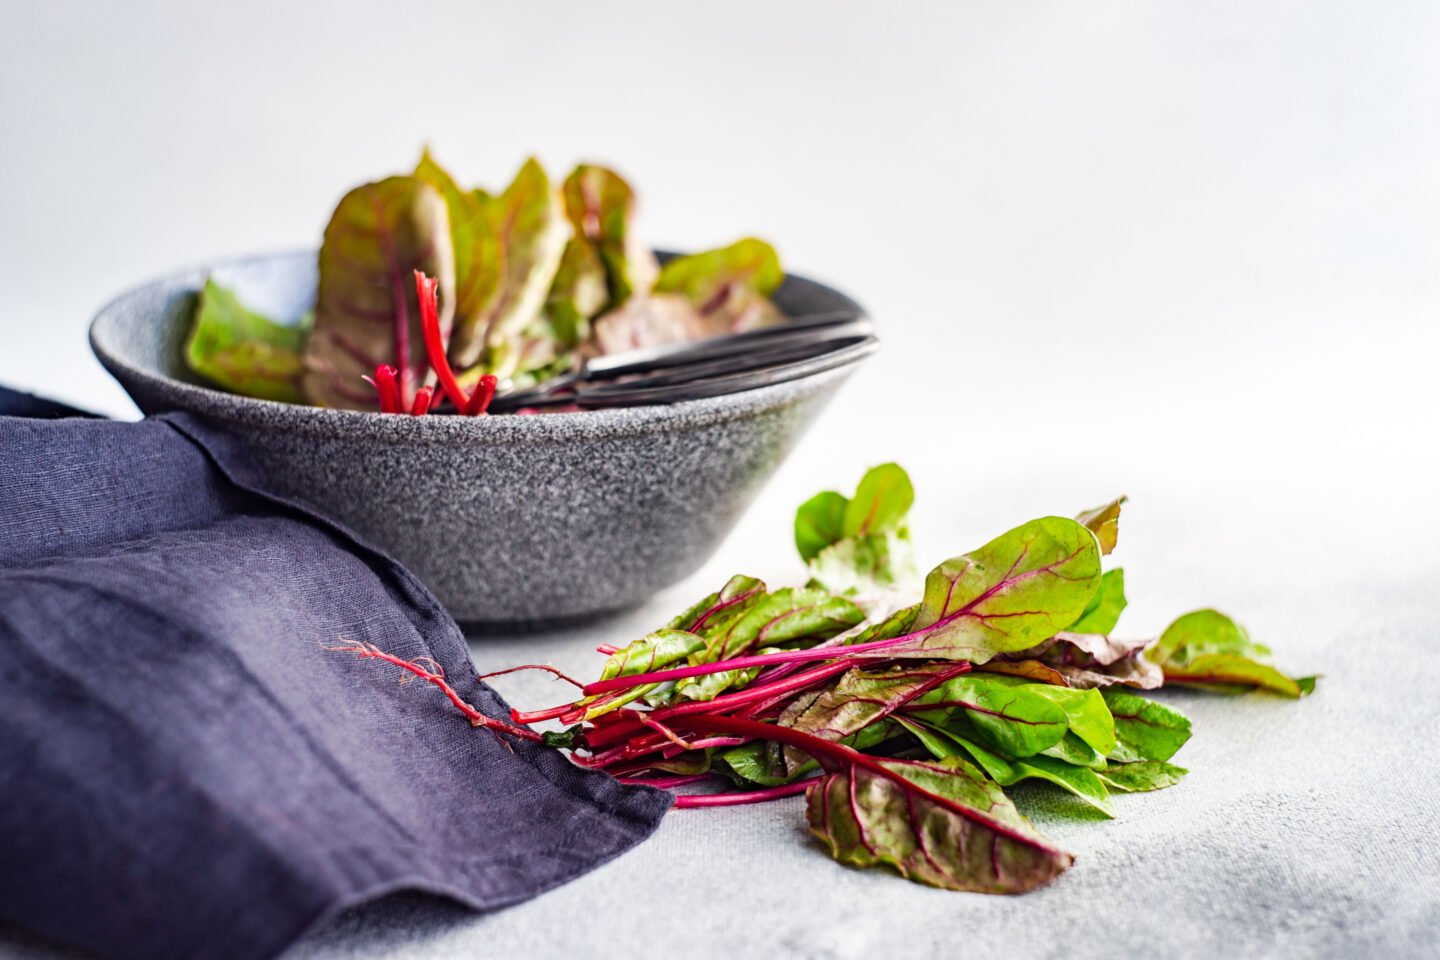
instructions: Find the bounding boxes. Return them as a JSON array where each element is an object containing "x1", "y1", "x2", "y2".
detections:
[
  {"x1": 616, "y1": 773, "x2": 717, "y2": 789},
  {"x1": 462, "y1": 374, "x2": 498, "y2": 416},
  {"x1": 410, "y1": 386, "x2": 434, "y2": 416},
  {"x1": 477, "y1": 663, "x2": 585, "y2": 688},
  {"x1": 343, "y1": 643, "x2": 542, "y2": 742},
  {"x1": 580, "y1": 659, "x2": 855, "y2": 750},
  {"x1": 581, "y1": 634, "x2": 920, "y2": 696},
  {"x1": 673, "y1": 781, "x2": 812, "y2": 807},
  {"x1": 373, "y1": 364, "x2": 402, "y2": 414},
  {"x1": 416, "y1": 271, "x2": 470, "y2": 409}
]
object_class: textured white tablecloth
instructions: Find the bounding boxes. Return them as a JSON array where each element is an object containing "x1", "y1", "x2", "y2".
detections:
[{"x1": 2, "y1": 1, "x2": 1437, "y2": 957}]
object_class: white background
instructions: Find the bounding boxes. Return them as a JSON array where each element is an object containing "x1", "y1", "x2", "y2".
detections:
[{"x1": 2, "y1": 2, "x2": 1438, "y2": 958}]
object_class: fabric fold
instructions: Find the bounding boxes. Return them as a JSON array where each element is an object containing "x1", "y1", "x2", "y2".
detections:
[{"x1": 0, "y1": 394, "x2": 672, "y2": 960}]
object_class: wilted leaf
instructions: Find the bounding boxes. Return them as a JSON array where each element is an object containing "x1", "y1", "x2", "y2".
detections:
[
  {"x1": 185, "y1": 279, "x2": 308, "y2": 403},
  {"x1": 1075, "y1": 496, "x2": 1126, "y2": 555}
]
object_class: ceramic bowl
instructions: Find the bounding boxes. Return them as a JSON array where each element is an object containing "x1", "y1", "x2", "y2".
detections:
[{"x1": 90, "y1": 251, "x2": 873, "y2": 625}]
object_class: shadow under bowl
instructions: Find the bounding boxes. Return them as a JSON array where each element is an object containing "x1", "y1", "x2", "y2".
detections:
[{"x1": 89, "y1": 250, "x2": 874, "y2": 625}]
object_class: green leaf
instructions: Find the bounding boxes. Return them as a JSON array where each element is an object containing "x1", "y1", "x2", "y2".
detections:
[
  {"x1": 1149, "y1": 609, "x2": 1312, "y2": 698},
  {"x1": 1075, "y1": 496, "x2": 1126, "y2": 555},
  {"x1": 1025, "y1": 684, "x2": 1117, "y2": 756},
  {"x1": 1067, "y1": 568, "x2": 1127, "y2": 635},
  {"x1": 184, "y1": 279, "x2": 308, "y2": 403},
  {"x1": 902, "y1": 517, "x2": 1103, "y2": 663},
  {"x1": 806, "y1": 754, "x2": 1073, "y2": 894},
  {"x1": 1100, "y1": 688, "x2": 1192, "y2": 763},
  {"x1": 560, "y1": 164, "x2": 656, "y2": 308},
  {"x1": 794, "y1": 490, "x2": 848, "y2": 563},
  {"x1": 584, "y1": 628, "x2": 706, "y2": 718},
  {"x1": 1097, "y1": 760, "x2": 1188, "y2": 793},
  {"x1": 842, "y1": 464, "x2": 915, "y2": 538},
  {"x1": 654, "y1": 238, "x2": 785, "y2": 335},
  {"x1": 544, "y1": 238, "x2": 609, "y2": 347},
  {"x1": 304, "y1": 175, "x2": 455, "y2": 410},
  {"x1": 1039, "y1": 732, "x2": 1109, "y2": 770},
  {"x1": 458, "y1": 158, "x2": 569, "y2": 374},
  {"x1": 909, "y1": 675, "x2": 1070, "y2": 757},
  {"x1": 897, "y1": 717, "x2": 1115, "y2": 818},
  {"x1": 414, "y1": 148, "x2": 503, "y2": 348}
]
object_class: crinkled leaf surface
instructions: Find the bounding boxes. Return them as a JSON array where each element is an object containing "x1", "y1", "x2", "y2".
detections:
[
  {"x1": 1075, "y1": 496, "x2": 1126, "y2": 555},
  {"x1": 304, "y1": 175, "x2": 455, "y2": 409},
  {"x1": 900, "y1": 517, "x2": 1102, "y2": 663},
  {"x1": 1101, "y1": 688, "x2": 1193, "y2": 763},
  {"x1": 185, "y1": 279, "x2": 308, "y2": 403},
  {"x1": 806, "y1": 754, "x2": 1073, "y2": 894},
  {"x1": 898, "y1": 717, "x2": 1115, "y2": 818}
]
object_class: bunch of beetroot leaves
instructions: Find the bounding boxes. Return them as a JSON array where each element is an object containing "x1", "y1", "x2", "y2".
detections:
[{"x1": 342, "y1": 465, "x2": 1314, "y2": 894}]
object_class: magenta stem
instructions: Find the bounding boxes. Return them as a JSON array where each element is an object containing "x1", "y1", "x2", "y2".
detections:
[
  {"x1": 672, "y1": 780, "x2": 813, "y2": 808},
  {"x1": 615, "y1": 773, "x2": 717, "y2": 789}
]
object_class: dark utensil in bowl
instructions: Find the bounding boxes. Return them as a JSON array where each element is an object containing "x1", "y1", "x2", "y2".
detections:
[{"x1": 89, "y1": 250, "x2": 877, "y2": 625}]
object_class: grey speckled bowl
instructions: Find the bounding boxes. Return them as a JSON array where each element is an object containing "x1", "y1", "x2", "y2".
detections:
[{"x1": 90, "y1": 251, "x2": 873, "y2": 625}]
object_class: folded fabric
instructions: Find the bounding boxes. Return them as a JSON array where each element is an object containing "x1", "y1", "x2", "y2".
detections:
[{"x1": 0, "y1": 389, "x2": 672, "y2": 960}]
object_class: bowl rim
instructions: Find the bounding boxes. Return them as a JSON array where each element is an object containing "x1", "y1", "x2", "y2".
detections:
[{"x1": 90, "y1": 249, "x2": 875, "y2": 444}]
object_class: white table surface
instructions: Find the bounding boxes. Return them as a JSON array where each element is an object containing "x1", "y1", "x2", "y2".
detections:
[{"x1": 2, "y1": 2, "x2": 1438, "y2": 957}]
